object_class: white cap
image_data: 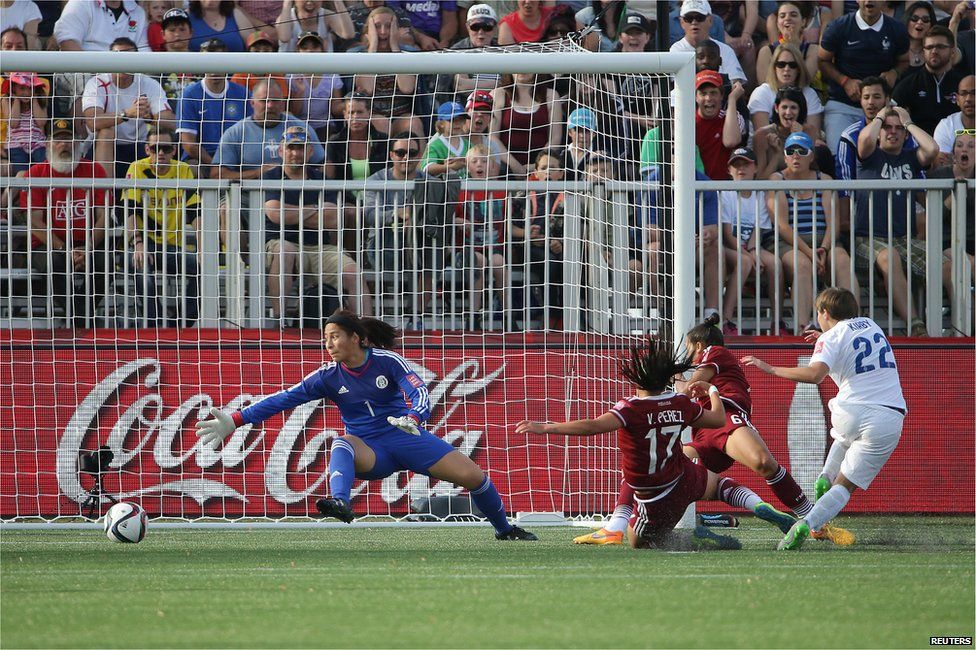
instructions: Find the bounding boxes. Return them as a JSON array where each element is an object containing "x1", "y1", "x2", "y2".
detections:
[
  {"x1": 466, "y1": 3, "x2": 498, "y2": 25},
  {"x1": 680, "y1": 0, "x2": 712, "y2": 16}
]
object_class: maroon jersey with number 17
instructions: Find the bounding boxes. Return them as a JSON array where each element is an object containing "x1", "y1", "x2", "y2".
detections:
[
  {"x1": 694, "y1": 345, "x2": 753, "y2": 415},
  {"x1": 610, "y1": 392, "x2": 704, "y2": 492}
]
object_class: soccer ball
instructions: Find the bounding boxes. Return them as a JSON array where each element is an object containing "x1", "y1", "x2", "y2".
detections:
[{"x1": 104, "y1": 502, "x2": 148, "y2": 543}]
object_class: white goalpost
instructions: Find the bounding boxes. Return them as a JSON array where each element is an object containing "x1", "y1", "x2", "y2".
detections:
[{"x1": 0, "y1": 47, "x2": 696, "y2": 526}]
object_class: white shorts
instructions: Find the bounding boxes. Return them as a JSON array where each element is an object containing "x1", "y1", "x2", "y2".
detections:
[{"x1": 829, "y1": 402, "x2": 904, "y2": 490}]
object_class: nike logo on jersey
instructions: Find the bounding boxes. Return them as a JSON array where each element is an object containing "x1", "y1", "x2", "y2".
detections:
[
  {"x1": 338, "y1": 386, "x2": 349, "y2": 394},
  {"x1": 846, "y1": 40, "x2": 859, "y2": 46}
]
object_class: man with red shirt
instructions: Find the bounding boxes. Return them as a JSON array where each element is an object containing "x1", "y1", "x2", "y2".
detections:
[
  {"x1": 22, "y1": 118, "x2": 112, "y2": 328},
  {"x1": 695, "y1": 69, "x2": 746, "y2": 180}
]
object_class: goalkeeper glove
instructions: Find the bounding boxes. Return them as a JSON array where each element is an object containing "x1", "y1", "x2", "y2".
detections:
[
  {"x1": 196, "y1": 407, "x2": 237, "y2": 447},
  {"x1": 387, "y1": 415, "x2": 421, "y2": 436}
]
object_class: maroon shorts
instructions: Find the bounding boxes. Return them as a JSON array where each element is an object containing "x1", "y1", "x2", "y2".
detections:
[
  {"x1": 628, "y1": 455, "x2": 709, "y2": 547},
  {"x1": 687, "y1": 406, "x2": 754, "y2": 474}
]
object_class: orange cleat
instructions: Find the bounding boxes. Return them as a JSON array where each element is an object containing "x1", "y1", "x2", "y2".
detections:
[
  {"x1": 573, "y1": 527, "x2": 623, "y2": 545},
  {"x1": 811, "y1": 523, "x2": 855, "y2": 546}
]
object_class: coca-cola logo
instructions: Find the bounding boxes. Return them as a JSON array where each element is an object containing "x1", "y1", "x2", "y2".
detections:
[{"x1": 57, "y1": 357, "x2": 504, "y2": 508}]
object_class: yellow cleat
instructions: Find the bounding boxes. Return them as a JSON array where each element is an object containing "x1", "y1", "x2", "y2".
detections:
[
  {"x1": 573, "y1": 528, "x2": 623, "y2": 545},
  {"x1": 811, "y1": 523, "x2": 855, "y2": 546}
]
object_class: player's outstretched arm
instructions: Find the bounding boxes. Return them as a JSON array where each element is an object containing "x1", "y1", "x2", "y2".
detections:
[
  {"x1": 742, "y1": 356, "x2": 829, "y2": 384},
  {"x1": 516, "y1": 413, "x2": 621, "y2": 436}
]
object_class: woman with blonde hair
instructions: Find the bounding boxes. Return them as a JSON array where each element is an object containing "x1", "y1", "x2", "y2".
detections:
[{"x1": 748, "y1": 42, "x2": 822, "y2": 137}]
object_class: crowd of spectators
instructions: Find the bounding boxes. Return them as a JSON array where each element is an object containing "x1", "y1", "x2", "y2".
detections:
[{"x1": 0, "y1": 0, "x2": 973, "y2": 335}]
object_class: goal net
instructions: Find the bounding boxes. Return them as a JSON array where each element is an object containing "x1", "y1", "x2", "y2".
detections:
[{"x1": 0, "y1": 42, "x2": 697, "y2": 522}]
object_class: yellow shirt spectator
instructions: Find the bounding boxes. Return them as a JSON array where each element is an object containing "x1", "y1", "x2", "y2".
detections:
[{"x1": 124, "y1": 157, "x2": 200, "y2": 248}]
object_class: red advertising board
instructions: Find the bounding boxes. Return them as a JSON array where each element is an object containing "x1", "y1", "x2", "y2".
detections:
[{"x1": 1, "y1": 330, "x2": 972, "y2": 519}]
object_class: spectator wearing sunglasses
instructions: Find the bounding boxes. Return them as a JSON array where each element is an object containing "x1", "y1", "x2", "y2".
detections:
[
  {"x1": 903, "y1": 1, "x2": 937, "y2": 69},
  {"x1": 748, "y1": 43, "x2": 823, "y2": 141},
  {"x1": 933, "y1": 74, "x2": 975, "y2": 166},
  {"x1": 122, "y1": 127, "x2": 200, "y2": 327},
  {"x1": 855, "y1": 105, "x2": 940, "y2": 336},
  {"x1": 818, "y1": 0, "x2": 910, "y2": 155},
  {"x1": 670, "y1": 0, "x2": 746, "y2": 85},
  {"x1": 363, "y1": 132, "x2": 426, "y2": 268},
  {"x1": 893, "y1": 26, "x2": 966, "y2": 136},
  {"x1": 766, "y1": 131, "x2": 857, "y2": 334},
  {"x1": 756, "y1": 2, "x2": 820, "y2": 86},
  {"x1": 437, "y1": 4, "x2": 499, "y2": 101},
  {"x1": 753, "y1": 86, "x2": 818, "y2": 180}
]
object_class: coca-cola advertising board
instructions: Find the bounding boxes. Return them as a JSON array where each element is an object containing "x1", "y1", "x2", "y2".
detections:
[{"x1": 1, "y1": 330, "x2": 972, "y2": 519}]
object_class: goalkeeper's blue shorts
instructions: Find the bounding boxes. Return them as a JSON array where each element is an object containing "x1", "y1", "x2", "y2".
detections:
[{"x1": 355, "y1": 429, "x2": 456, "y2": 479}]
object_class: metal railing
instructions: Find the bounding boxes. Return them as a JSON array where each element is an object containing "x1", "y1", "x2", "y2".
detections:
[{"x1": 1, "y1": 176, "x2": 972, "y2": 336}]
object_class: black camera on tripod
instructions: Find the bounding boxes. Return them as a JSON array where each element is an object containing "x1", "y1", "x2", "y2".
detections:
[{"x1": 78, "y1": 445, "x2": 118, "y2": 519}]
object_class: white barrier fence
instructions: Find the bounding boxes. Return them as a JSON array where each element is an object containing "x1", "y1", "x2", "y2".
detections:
[{"x1": 1, "y1": 177, "x2": 972, "y2": 336}]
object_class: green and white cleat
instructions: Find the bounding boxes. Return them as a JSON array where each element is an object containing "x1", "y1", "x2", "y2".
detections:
[
  {"x1": 814, "y1": 477, "x2": 831, "y2": 501},
  {"x1": 754, "y1": 502, "x2": 797, "y2": 534},
  {"x1": 777, "y1": 520, "x2": 810, "y2": 550}
]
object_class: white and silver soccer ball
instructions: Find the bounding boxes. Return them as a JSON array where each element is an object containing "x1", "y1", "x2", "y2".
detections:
[{"x1": 104, "y1": 502, "x2": 148, "y2": 543}]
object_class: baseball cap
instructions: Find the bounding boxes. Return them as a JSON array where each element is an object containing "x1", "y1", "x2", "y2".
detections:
[
  {"x1": 465, "y1": 90, "x2": 493, "y2": 112},
  {"x1": 199, "y1": 38, "x2": 227, "y2": 52},
  {"x1": 680, "y1": 0, "x2": 712, "y2": 17},
  {"x1": 567, "y1": 107, "x2": 597, "y2": 131},
  {"x1": 297, "y1": 31, "x2": 323, "y2": 47},
  {"x1": 246, "y1": 30, "x2": 277, "y2": 50},
  {"x1": 161, "y1": 8, "x2": 190, "y2": 28},
  {"x1": 49, "y1": 118, "x2": 75, "y2": 139},
  {"x1": 784, "y1": 132, "x2": 814, "y2": 150},
  {"x1": 8, "y1": 71, "x2": 44, "y2": 87},
  {"x1": 437, "y1": 101, "x2": 467, "y2": 121},
  {"x1": 695, "y1": 69, "x2": 723, "y2": 90},
  {"x1": 621, "y1": 13, "x2": 652, "y2": 33},
  {"x1": 466, "y1": 4, "x2": 498, "y2": 25},
  {"x1": 728, "y1": 147, "x2": 756, "y2": 164},
  {"x1": 283, "y1": 126, "x2": 310, "y2": 145}
]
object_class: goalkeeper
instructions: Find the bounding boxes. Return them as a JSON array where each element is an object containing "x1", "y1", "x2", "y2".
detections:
[{"x1": 196, "y1": 310, "x2": 536, "y2": 541}]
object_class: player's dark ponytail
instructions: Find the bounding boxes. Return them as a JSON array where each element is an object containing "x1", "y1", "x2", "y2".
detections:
[
  {"x1": 619, "y1": 338, "x2": 695, "y2": 393},
  {"x1": 686, "y1": 313, "x2": 725, "y2": 348},
  {"x1": 326, "y1": 310, "x2": 399, "y2": 349},
  {"x1": 359, "y1": 317, "x2": 398, "y2": 349}
]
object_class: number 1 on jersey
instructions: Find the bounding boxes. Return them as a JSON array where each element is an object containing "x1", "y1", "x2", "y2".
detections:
[{"x1": 364, "y1": 400, "x2": 375, "y2": 417}]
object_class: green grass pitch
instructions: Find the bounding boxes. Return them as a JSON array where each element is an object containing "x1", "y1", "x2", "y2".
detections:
[{"x1": 2, "y1": 516, "x2": 973, "y2": 648}]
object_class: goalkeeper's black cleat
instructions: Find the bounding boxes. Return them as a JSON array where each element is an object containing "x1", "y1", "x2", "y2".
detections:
[
  {"x1": 495, "y1": 525, "x2": 538, "y2": 541},
  {"x1": 316, "y1": 497, "x2": 355, "y2": 523}
]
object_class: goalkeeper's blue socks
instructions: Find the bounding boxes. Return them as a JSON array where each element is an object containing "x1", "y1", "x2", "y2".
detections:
[
  {"x1": 328, "y1": 438, "x2": 356, "y2": 502},
  {"x1": 470, "y1": 476, "x2": 512, "y2": 534}
]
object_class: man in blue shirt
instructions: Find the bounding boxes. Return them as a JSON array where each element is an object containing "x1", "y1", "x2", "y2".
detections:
[
  {"x1": 175, "y1": 38, "x2": 251, "y2": 170},
  {"x1": 819, "y1": 0, "x2": 910, "y2": 154},
  {"x1": 854, "y1": 106, "x2": 939, "y2": 336},
  {"x1": 211, "y1": 80, "x2": 324, "y2": 180}
]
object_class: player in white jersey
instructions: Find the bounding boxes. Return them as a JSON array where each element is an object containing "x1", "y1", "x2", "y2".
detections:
[{"x1": 742, "y1": 288, "x2": 906, "y2": 550}]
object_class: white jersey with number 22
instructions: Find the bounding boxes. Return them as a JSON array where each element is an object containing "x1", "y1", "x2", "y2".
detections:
[{"x1": 809, "y1": 317, "x2": 906, "y2": 411}]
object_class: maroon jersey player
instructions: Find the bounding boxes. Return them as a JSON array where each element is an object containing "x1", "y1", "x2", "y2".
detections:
[
  {"x1": 517, "y1": 340, "x2": 795, "y2": 550},
  {"x1": 679, "y1": 319, "x2": 854, "y2": 546},
  {"x1": 679, "y1": 320, "x2": 817, "y2": 522}
]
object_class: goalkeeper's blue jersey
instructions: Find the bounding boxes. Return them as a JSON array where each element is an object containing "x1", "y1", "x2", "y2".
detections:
[{"x1": 239, "y1": 348, "x2": 431, "y2": 438}]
